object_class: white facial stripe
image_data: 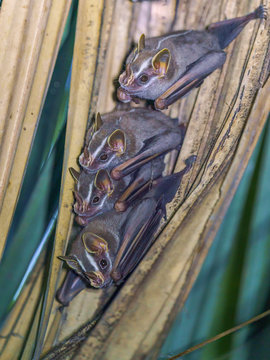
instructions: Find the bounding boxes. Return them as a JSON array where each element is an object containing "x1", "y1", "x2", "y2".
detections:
[
  {"x1": 75, "y1": 257, "x2": 86, "y2": 272},
  {"x1": 133, "y1": 53, "x2": 139, "y2": 62},
  {"x1": 92, "y1": 136, "x2": 108, "y2": 160},
  {"x1": 156, "y1": 31, "x2": 192, "y2": 48},
  {"x1": 86, "y1": 182, "x2": 93, "y2": 203},
  {"x1": 85, "y1": 251, "x2": 99, "y2": 272},
  {"x1": 104, "y1": 156, "x2": 115, "y2": 168},
  {"x1": 99, "y1": 195, "x2": 108, "y2": 207},
  {"x1": 134, "y1": 58, "x2": 151, "y2": 77}
]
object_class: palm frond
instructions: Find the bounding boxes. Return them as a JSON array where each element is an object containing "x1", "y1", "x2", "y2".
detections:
[
  {"x1": 0, "y1": 0, "x2": 72, "y2": 256},
  {"x1": 0, "y1": 1, "x2": 269, "y2": 359}
]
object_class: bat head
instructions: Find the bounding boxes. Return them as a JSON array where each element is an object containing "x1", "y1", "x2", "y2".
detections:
[
  {"x1": 79, "y1": 114, "x2": 126, "y2": 172},
  {"x1": 118, "y1": 34, "x2": 171, "y2": 101},
  {"x1": 59, "y1": 232, "x2": 114, "y2": 289},
  {"x1": 73, "y1": 169, "x2": 114, "y2": 225}
]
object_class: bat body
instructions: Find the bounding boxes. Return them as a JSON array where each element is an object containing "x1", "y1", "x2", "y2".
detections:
[
  {"x1": 118, "y1": 6, "x2": 266, "y2": 109},
  {"x1": 79, "y1": 108, "x2": 184, "y2": 180},
  {"x1": 57, "y1": 157, "x2": 195, "y2": 306}
]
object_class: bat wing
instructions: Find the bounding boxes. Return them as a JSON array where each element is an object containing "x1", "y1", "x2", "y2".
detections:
[
  {"x1": 155, "y1": 50, "x2": 226, "y2": 110},
  {"x1": 111, "y1": 172, "x2": 187, "y2": 283},
  {"x1": 111, "y1": 131, "x2": 183, "y2": 180},
  {"x1": 207, "y1": 5, "x2": 266, "y2": 49},
  {"x1": 111, "y1": 197, "x2": 163, "y2": 283}
]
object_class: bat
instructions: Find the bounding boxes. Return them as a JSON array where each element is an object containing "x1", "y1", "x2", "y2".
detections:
[
  {"x1": 56, "y1": 156, "x2": 195, "y2": 305},
  {"x1": 72, "y1": 156, "x2": 166, "y2": 226},
  {"x1": 117, "y1": 6, "x2": 266, "y2": 109},
  {"x1": 79, "y1": 108, "x2": 185, "y2": 179}
]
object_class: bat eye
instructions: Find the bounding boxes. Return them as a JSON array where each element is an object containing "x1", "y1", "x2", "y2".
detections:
[
  {"x1": 92, "y1": 196, "x2": 100, "y2": 204},
  {"x1": 138, "y1": 74, "x2": 149, "y2": 84},
  {"x1": 99, "y1": 153, "x2": 108, "y2": 161},
  {"x1": 99, "y1": 259, "x2": 108, "y2": 269}
]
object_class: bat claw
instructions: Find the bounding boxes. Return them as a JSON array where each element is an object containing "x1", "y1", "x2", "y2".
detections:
[
  {"x1": 154, "y1": 98, "x2": 168, "y2": 110},
  {"x1": 114, "y1": 200, "x2": 128, "y2": 212},
  {"x1": 117, "y1": 87, "x2": 132, "y2": 103},
  {"x1": 111, "y1": 168, "x2": 122, "y2": 180}
]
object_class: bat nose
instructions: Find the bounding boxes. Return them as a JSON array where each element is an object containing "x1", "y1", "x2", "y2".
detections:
[
  {"x1": 79, "y1": 147, "x2": 93, "y2": 168},
  {"x1": 76, "y1": 200, "x2": 88, "y2": 214},
  {"x1": 126, "y1": 64, "x2": 132, "y2": 77},
  {"x1": 119, "y1": 65, "x2": 134, "y2": 86},
  {"x1": 73, "y1": 191, "x2": 83, "y2": 211},
  {"x1": 119, "y1": 71, "x2": 128, "y2": 85}
]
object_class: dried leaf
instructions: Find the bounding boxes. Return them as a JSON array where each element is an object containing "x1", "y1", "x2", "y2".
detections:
[
  {"x1": 0, "y1": 0, "x2": 72, "y2": 257},
  {"x1": 40, "y1": 0, "x2": 269, "y2": 358},
  {"x1": 28, "y1": 1, "x2": 110, "y2": 358},
  {"x1": 21, "y1": 0, "x2": 269, "y2": 359},
  {"x1": 0, "y1": 259, "x2": 45, "y2": 360}
]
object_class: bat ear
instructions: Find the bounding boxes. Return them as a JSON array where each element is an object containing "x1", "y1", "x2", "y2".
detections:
[
  {"x1": 82, "y1": 232, "x2": 108, "y2": 255},
  {"x1": 107, "y1": 129, "x2": 126, "y2": 155},
  {"x1": 94, "y1": 112, "x2": 103, "y2": 132},
  {"x1": 69, "y1": 167, "x2": 80, "y2": 182},
  {"x1": 152, "y1": 48, "x2": 171, "y2": 76},
  {"x1": 59, "y1": 255, "x2": 81, "y2": 272},
  {"x1": 94, "y1": 170, "x2": 114, "y2": 194},
  {"x1": 138, "y1": 33, "x2": 145, "y2": 52}
]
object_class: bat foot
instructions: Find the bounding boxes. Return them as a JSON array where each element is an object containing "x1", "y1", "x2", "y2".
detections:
[{"x1": 253, "y1": 5, "x2": 267, "y2": 21}]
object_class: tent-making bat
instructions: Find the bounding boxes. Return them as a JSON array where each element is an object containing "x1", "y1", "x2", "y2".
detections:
[
  {"x1": 117, "y1": 6, "x2": 266, "y2": 109},
  {"x1": 57, "y1": 157, "x2": 195, "y2": 306},
  {"x1": 72, "y1": 155, "x2": 165, "y2": 226},
  {"x1": 79, "y1": 108, "x2": 184, "y2": 178}
]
